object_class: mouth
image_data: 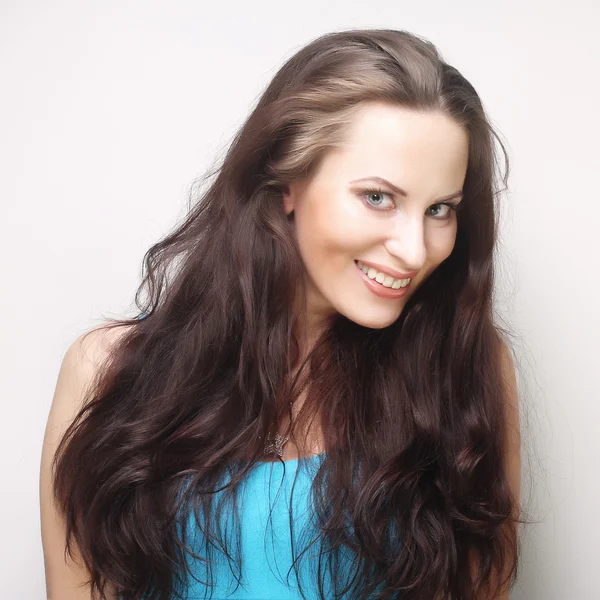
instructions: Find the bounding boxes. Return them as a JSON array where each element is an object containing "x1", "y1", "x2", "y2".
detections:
[{"x1": 354, "y1": 260, "x2": 411, "y2": 299}]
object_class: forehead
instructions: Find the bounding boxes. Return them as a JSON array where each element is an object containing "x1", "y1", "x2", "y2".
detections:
[{"x1": 319, "y1": 102, "x2": 469, "y2": 194}]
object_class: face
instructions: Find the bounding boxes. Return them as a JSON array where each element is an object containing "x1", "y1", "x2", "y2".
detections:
[{"x1": 282, "y1": 102, "x2": 469, "y2": 332}]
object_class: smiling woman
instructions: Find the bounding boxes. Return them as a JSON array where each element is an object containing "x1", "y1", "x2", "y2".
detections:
[
  {"x1": 282, "y1": 103, "x2": 470, "y2": 332},
  {"x1": 41, "y1": 28, "x2": 522, "y2": 600}
]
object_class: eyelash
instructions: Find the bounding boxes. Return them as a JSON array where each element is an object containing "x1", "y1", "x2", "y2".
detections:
[{"x1": 359, "y1": 187, "x2": 464, "y2": 219}]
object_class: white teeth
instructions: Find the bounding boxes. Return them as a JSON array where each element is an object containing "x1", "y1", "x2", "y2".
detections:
[{"x1": 356, "y1": 261, "x2": 411, "y2": 288}]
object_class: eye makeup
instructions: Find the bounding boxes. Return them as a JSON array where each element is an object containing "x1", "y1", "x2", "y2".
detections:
[{"x1": 357, "y1": 186, "x2": 464, "y2": 220}]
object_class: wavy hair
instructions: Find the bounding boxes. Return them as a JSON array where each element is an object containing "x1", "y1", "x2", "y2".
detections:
[{"x1": 53, "y1": 28, "x2": 522, "y2": 600}]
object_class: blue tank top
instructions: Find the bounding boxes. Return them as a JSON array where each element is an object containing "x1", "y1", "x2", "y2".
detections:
[
  {"x1": 179, "y1": 452, "x2": 346, "y2": 599},
  {"x1": 124, "y1": 455, "x2": 392, "y2": 599},
  {"x1": 130, "y1": 315, "x2": 389, "y2": 597}
]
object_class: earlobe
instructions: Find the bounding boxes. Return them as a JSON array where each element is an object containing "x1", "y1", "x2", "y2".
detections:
[{"x1": 282, "y1": 186, "x2": 295, "y2": 217}]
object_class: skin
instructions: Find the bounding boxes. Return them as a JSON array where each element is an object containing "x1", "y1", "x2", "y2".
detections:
[{"x1": 283, "y1": 101, "x2": 470, "y2": 343}]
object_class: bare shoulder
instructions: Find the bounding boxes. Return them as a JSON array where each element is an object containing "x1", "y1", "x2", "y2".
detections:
[
  {"x1": 44, "y1": 324, "x2": 134, "y2": 440},
  {"x1": 497, "y1": 338, "x2": 520, "y2": 438},
  {"x1": 40, "y1": 322, "x2": 135, "y2": 600},
  {"x1": 466, "y1": 338, "x2": 521, "y2": 600},
  {"x1": 65, "y1": 323, "x2": 133, "y2": 393},
  {"x1": 497, "y1": 336, "x2": 521, "y2": 531}
]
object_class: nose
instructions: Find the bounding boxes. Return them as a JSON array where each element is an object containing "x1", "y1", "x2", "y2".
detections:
[{"x1": 383, "y1": 216, "x2": 427, "y2": 272}]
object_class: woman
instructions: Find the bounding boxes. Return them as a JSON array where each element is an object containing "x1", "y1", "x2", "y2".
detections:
[{"x1": 41, "y1": 28, "x2": 521, "y2": 600}]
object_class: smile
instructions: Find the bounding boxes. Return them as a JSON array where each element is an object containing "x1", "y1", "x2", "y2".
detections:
[{"x1": 354, "y1": 260, "x2": 411, "y2": 299}]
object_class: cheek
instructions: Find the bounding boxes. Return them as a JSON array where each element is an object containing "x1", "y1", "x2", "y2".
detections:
[
  {"x1": 425, "y1": 222, "x2": 458, "y2": 263},
  {"x1": 295, "y1": 195, "x2": 362, "y2": 262}
]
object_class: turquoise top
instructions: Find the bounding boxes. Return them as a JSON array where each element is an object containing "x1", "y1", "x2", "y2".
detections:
[
  {"x1": 130, "y1": 314, "x2": 388, "y2": 598},
  {"x1": 179, "y1": 453, "x2": 345, "y2": 599}
]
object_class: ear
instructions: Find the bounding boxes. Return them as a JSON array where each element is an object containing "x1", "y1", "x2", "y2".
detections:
[{"x1": 281, "y1": 183, "x2": 295, "y2": 217}]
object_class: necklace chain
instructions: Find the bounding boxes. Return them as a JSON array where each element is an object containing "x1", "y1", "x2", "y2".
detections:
[{"x1": 263, "y1": 377, "x2": 310, "y2": 458}]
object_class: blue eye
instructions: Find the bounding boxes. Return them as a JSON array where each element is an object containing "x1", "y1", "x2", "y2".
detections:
[
  {"x1": 360, "y1": 186, "x2": 464, "y2": 219},
  {"x1": 426, "y1": 202, "x2": 464, "y2": 219},
  {"x1": 366, "y1": 192, "x2": 386, "y2": 206},
  {"x1": 361, "y1": 187, "x2": 395, "y2": 210}
]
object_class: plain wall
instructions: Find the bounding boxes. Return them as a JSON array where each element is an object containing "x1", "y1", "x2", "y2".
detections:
[{"x1": 1, "y1": 1, "x2": 598, "y2": 598}]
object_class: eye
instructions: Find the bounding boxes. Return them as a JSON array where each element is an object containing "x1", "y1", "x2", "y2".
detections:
[
  {"x1": 360, "y1": 187, "x2": 395, "y2": 211},
  {"x1": 426, "y1": 202, "x2": 463, "y2": 220},
  {"x1": 358, "y1": 186, "x2": 464, "y2": 218}
]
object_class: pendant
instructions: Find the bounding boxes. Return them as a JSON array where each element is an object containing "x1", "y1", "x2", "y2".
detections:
[{"x1": 264, "y1": 433, "x2": 289, "y2": 458}]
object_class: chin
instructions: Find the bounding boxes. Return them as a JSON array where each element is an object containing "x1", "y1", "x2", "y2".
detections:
[{"x1": 339, "y1": 305, "x2": 404, "y2": 330}]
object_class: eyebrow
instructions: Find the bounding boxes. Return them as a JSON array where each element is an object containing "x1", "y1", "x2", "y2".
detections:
[{"x1": 349, "y1": 176, "x2": 464, "y2": 203}]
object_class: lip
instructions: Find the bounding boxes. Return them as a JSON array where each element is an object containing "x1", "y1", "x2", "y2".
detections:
[
  {"x1": 356, "y1": 260, "x2": 418, "y2": 280},
  {"x1": 354, "y1": 260, "x2": 411, "y2": 299}
]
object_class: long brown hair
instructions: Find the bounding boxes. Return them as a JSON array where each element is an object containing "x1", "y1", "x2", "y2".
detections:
[{"x1": 53, "y1": 28, "x2": 521, "y2": 599}]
